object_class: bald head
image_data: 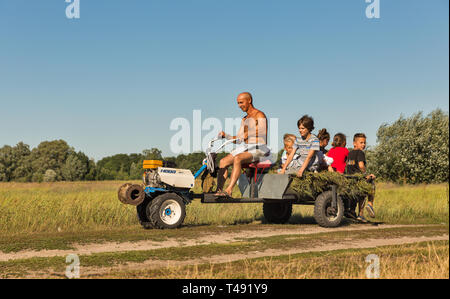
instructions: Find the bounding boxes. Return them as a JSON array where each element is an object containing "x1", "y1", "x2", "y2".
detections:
[
  {"x1": 238, "y1": 92, "x2": 253, "y2": 103},
  {"x1": 237, "y1": 92, "x2": 254, "y2": 112}
]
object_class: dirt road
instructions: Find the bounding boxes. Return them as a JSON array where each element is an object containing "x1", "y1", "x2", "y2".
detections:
[{"x1": 1, "y1": 224, "x2": 447, "y2": 262}]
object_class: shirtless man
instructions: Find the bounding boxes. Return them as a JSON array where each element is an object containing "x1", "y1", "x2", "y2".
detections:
[{"x1": 215, "y1": 92, "x2": 270, "y2": 197}]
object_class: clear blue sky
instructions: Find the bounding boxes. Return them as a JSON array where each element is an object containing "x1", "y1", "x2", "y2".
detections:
[{"x1": 1, "y1": 0, "x2": 448, "y2": 161}]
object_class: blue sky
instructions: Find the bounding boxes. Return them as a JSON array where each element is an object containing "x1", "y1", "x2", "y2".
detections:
[{"x1": 0, "y1": 0, "x2": 448, "y2": 160}]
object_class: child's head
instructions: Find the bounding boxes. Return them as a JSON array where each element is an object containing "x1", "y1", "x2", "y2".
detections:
[
  {"x1": 318, "y1": 128, "x2": 330, "y2": 148},
  {"x1": 297, "y1": 115, "x2": 314, "y2": 138},
  {"x1": 283, "y1": 134, "x2": 296, "y2": 154},
  {"x1": 353, "y1": 133, "x2": 367, "y2": 150},
  {"x1": 332, "y1": 133, "x2": 346, "y2": 148}
]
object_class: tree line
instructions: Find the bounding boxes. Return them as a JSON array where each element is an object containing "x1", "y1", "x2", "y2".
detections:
[
  {"x1": 0, "y1": 140, "x2": 228, "y2": 182},
  {"x1": 0, "y1": 109, "x2": 448, "y2": 184}
]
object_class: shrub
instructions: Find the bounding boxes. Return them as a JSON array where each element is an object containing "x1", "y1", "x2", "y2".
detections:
[{"x1": 369, "y1": 109, "x2": 449, "y2": 184}]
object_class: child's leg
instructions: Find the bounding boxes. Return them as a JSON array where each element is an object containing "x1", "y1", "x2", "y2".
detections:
[
  {"x1": 365, "y1": 180, "x2": 376, "y2": 218},
  {"x1": 358, "y1": 197, "x2": 367, "y2": 216}
]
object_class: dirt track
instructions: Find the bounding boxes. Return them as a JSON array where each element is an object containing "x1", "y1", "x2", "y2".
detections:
[
  {"x1": 81, "y1": 234, "x2": 448, "y2": 277},
  {"x1": 0, "y1": 224, "x2": 446, "y2": 262}
]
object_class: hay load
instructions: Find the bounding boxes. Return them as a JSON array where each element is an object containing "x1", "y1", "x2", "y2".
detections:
[{"x1": 289, "y1": 172, "x2": 374, "y2": 201}]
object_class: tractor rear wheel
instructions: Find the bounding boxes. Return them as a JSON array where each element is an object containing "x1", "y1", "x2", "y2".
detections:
[
  {"x1": 314, "y1": 191, "x2": 344, "y2": 228},
  {"x1": 263, "y1": 202, "x2": 292, "y2": 224}
]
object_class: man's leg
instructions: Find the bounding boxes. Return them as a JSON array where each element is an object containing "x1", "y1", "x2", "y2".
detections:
[
  {"x1": 215, "y1": 154, "x2": 234, "y2": 194},
  {"x1": 224, "y1": 152, "x2": 253, "y2": 196}
]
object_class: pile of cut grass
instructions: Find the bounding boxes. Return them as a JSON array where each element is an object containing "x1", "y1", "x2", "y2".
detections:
[{"x1": 289, "y1": 172, "x2": 373, "y2": 200}]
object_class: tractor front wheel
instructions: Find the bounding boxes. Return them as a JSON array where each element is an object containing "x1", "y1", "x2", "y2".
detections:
[
  {"x1": 147, "y1": 193, "x2": 186, "y2": 229},
  {"x1": 137, "y1": 197, "x2": 154, "y2": 229}
]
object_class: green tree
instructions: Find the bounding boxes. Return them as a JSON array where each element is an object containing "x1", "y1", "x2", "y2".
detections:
[
  {"x1": 30, "y1": 140, "x2": 72, "y2": 181},
  {"x1": 61, "y1": 153, "x2": 88, "y2": 181},
  {"x1": 0, "y1": 142, "x2": 32, "y2": 182},
  {"x1": 173, "y1": 152, "x2": 205, "y2": 173},
  {"x1": 43, "y1": 169, "x2": 57, "y2": 182},
  {"x1": 371, "y1": 109, "x2": 449, "y2": 184},
  {"x1": 84, "y1": 159, "x2": 97, "y2": 181},
  {"x1": 129, "y1": 162, "x2": 142, "y2": 180},
  {"x1": 142, "y1": 148, "x2": 163, "y2": 160}
]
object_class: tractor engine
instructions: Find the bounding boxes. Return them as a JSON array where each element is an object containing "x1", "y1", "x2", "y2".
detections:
[
  {"x1": 143, "y1": 169, "x2": 163, "y2": 188},
  {"x1": 142, "y1": 160, "x2": 195, "y2": 190},
  {"x1": 142, "y1": 160, "x2": 164, "y2": 188}
]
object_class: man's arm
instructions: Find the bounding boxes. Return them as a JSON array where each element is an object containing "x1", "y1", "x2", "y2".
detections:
[
  {"x1": 219, "y1": 119, "x2": 246, "y2": 142},
  {"x1": 253, "y1": 111, "x2": 267, "y2": 141}
]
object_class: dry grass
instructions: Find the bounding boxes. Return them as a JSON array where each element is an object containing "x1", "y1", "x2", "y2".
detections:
[{"x1": 0, "y1": 181, "x2": 448, "y2": 234}]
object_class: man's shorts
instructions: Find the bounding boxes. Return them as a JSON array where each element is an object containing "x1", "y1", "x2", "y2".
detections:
[{"x1": 231, "y1": 143, "x2": 271, "y2": 162}]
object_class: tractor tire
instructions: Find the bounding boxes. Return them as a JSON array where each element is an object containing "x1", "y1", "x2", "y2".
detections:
[
  {"x1": 118, "y1": 183, "x2": 145, "y2": 206},
  {"x1": 147, "y1": 193, "x2": 186, "y2": 229},
  {"x1": 314, "y1": 191, "x2": 344, "y2": 228},
  {"x1": 136, "y1": 198, "x2": 153, "y2": 229},
  {"x1": 263, "y1": 202, "x2": 293, "y2": 224}
]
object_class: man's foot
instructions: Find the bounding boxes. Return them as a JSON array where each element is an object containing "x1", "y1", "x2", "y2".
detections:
[
  {"x1": 357, "y1": 215, "x2": 368, "y2": 223},
  {"x1": 214, "y1": 190, "x2": 232, "y2": 198},
  {"x1": 365, "y1": 203, "x2": 375, "y2": 218}
]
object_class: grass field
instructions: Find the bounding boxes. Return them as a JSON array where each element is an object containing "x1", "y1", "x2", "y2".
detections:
[
  {"x1": 0, "y1": 180, "x2": 448, "y2": 279},
  {"x1": 0, "y1": 181, "x2": 448, "y2": 234}
]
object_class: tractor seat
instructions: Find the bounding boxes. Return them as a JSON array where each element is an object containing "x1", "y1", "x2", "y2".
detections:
[
  {"x1": 242, "y1": 157, "x2": 274, "y2": 170},
  {"x1": 248, "y1": 158, "x2": 273, "y2": 169},
  {"x1": 242, "y1": 158, "x2": 274, "y2": 183}
]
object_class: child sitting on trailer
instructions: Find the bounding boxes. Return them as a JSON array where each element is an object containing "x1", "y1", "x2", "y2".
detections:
[{"x1": 278, "y1": 134, "x2": 300, "y2": 173}]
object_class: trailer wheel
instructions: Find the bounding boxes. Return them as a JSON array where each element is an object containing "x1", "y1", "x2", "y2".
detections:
[
  {"x1": 136, "y1": 198, "x2": 153, "y2": 229},
  {"x1": 147, "y1": 193, "x2": 186, "y2": 229},
  {"x1": 263, "y1": 202, "x2": 292, "y2": 224},
  {"x1": 314, "y1": 191, "x2": 344, "y2": 228}
]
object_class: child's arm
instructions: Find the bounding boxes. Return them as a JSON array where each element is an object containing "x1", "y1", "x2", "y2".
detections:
[
  {"x1": 328, "y1": 165, "x2": 334, "y2": 172},
  {"x1": 280, "y1": 150, "x2": 296, "y2": 174},
  {"x1": 297, "y1": 149, "x2": 316, "y2": 177},
  {"x1": 358, "y1": 161, "x2": 366, "y2": 173},
  {"x1": 358, "y1": 161, "x2": 376, "y2": 180}
]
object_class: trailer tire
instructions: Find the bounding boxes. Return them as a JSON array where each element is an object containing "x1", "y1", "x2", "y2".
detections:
[
  {"x1": 263, "y1": 202, "x2": 292, "y2": 224},
  {"x1": 136, "y1": 198, "x2": 153, "y2": 229},
  {"x1": 314, "y1": 191, "x2": 344, "y2": 228},
  {"x1": 147, "y1": 193, "x2": 186, "y2": 229}
]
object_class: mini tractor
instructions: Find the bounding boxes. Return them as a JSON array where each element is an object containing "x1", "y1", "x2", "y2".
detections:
[{"x1": 118, "y1": 137, "x2": 353, "y2": 229}]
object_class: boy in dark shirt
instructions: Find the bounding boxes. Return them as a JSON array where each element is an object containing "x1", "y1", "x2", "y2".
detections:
[{"x1": 346, "y1": 133, "x2": 376, "y2": 222}]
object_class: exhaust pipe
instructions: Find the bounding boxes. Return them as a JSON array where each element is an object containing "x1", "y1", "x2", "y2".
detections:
[{"x1": 118, "y1": 183, "x2": 145, "y2": 206}]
